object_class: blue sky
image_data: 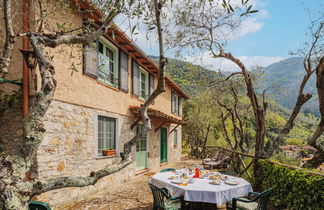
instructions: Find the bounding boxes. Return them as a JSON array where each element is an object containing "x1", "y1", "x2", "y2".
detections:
[
  {"x1": 227, "y1": 0, "x2": 321, "y2": 57},
  {"x1": 117, "y1": 0, "x2": 323, "y2": 71}
]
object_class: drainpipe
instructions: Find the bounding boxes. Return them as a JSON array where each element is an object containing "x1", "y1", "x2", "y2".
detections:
[{"x1": 23, "y1": 0, "x2": 30, "y2": 117}]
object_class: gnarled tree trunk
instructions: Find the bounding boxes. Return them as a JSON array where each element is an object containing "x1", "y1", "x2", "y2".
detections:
[{"x1": 303, "y1": 56, "x2": 324, "y2": 168}]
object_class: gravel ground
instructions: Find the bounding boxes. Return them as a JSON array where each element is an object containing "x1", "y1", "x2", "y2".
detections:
[{"x1": 59, "y1": 156, "x2": 226, "y2": 210}]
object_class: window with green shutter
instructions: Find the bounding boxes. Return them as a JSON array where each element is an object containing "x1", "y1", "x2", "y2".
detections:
[
  {"x1": 139, "y1": 68, "x2": 148, "y2": 100},
  {"x1": 98, "y1": 40, "x2": 119, "y2": 87},
  {"x1": 173, "y1": 129, "x2": 178, "y2": 148},
  {"x1": 171, "y1": 92, "x2": 179, "y2": 115}
]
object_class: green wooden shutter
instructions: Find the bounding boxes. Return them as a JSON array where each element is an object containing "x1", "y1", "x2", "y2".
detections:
[
  {"x1": 119, "y1": 50, "x2": 128, "y2": 92},
  {"x1": 83, "y1": 41, "x2": 98, "y2": 78},
  {"x1": 132, "y1": 60, "x2": 140, "y2": 96},
  {"x1": 149, "y1": 73, "x2": 154, "y2": 96}
]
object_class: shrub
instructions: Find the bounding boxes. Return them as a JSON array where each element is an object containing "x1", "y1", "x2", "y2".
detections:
[{"x1": 258, "y1": 159, "x2": 324, "y2": 210}]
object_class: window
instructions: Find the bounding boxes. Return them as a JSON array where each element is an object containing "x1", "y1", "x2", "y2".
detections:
[
  {"x1": 171, "y1": 92, "x2": 179, "y2": 115},
  {"x1": 98, "y1": 40, "x2": 118, "y2": 87},
  {"x1": 98, "y1": 116, "x2": 117, "y2": 156},
  {"x1": 173, "y1": 129, "x2": 178, "y2": 148},
  {"x1": 139, "y1": 68, "x2": 148, "y2": 99}
]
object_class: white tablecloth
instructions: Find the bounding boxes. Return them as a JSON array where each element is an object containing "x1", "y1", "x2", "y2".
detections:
[{"x1": 151, "y1": 172, "x2": 253, "y2": 205}]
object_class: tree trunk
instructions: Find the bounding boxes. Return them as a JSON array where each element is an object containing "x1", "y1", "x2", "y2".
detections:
[{"x1": 303, "y1": 56, "x2": 324, "y2": 168}]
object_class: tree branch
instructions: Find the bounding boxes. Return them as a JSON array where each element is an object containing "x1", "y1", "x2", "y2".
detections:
[
  {"x1": 33, "y1": 0, "x2": 122, "y2": 48},
  {"x1": 121, "y1": 0, "x2": 166, "y2": 160},
  {"x1": 303, "y1": 56, "x2": 324, "y2": 168},
  {"x1": 224, "y1": 71, "x2": 243, "y2": 81},
  {"x1": 0, "y1": 0, "x2": 15, "y2": 74},
  {"x1": 31, "y1": 160, "x2": 131, "y2": 196}
]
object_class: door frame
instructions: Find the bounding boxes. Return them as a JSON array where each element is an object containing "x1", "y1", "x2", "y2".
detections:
[{"x1": 160, "y1": 126, "x2": 168, "y2": 163}]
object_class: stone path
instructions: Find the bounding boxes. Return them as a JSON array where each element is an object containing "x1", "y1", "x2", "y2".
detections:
[{"x1": 60, "y1": 156, "x2": 226, "y2": 210}]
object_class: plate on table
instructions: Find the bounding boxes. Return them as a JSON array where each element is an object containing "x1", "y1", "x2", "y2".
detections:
[
  {"x1": 171, "y1": 180, "x2": 183, "y2": 184},
  {"x1": 225, "y1": 180, "x2": 240, "y2": 185},
  {"x1": 168, "y1": 176, "x2": 180, "y2": 180},
  {"x1": 209, "y1": 180, "x2": 221, "y2": 185}
]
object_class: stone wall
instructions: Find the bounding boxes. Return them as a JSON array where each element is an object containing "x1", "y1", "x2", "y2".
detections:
[
  {"x1": 34, "y1": 100, "x2": 182, "y2": 207},
  {"x1": 34, "y1": 100, "x2": 137, "y2": 206}
]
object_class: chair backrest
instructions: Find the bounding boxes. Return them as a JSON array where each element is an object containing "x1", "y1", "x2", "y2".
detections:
[
  {"x1": 29, "y1": 201, "x2": 51, "y2": 210},
  {"x1": 160, "y1": 168, "x2": 175, "y2": 173},
  {"x1": 218, "y1": 170, "x2": 237, "y2": 176},
  {"x1": 257, "y1": 189, "x2": 273, "y2": 210},
  {"x1": 149, "y1": 183, "x2": 168, "y2": 209}
]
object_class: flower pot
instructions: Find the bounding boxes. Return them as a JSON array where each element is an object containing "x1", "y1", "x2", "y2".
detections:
[{"x1": 102, "y1": 150, "x2": 116, "y2": 156}]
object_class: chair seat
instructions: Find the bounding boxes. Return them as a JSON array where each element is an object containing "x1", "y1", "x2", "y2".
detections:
[
  {"x1": 228, "y1": 200, "x2": 258, "y2": 210},
  {"x1": 164, "y1": 199, "x2": 182, "y2": 210},
  {"x1": 205, "y1": 161, "x2": 221, "y2": 166}
]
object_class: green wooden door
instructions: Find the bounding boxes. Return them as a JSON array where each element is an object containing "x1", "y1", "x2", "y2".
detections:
[
  {"x1": 160, "y1": 127, "x2": 168, "y2": 163},
  {"x1": 136, "y1": 125, "x2": 147, "y2": 171}
]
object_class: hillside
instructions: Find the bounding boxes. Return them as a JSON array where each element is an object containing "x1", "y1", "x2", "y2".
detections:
[
  {"x1": 152, "y1": 56, "x2": 319, "y2": 146},
  {"x1": 150, "y1": 56, "x2": 219, "y2": 95},
  {"x1": 262, "y1": 57, "x2": 319, "y2": 116}
]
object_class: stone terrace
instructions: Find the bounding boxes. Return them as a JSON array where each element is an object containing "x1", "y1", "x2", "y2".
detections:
[{"x1": 58, "y1": 156, "x2": 226, "y2": 210}]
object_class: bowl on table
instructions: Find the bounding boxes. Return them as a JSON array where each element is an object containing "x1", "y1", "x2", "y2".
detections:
[
  {"x1": 209, "y1": 180, "x2": 221, "y2": 185},
  {"x1": 168, "y1": 175, "x2": 180, "y2": 180}
]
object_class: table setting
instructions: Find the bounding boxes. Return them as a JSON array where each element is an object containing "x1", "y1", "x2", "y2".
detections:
[{"x1": 151, "y1": 168, "x2": 253, "y2": 205}]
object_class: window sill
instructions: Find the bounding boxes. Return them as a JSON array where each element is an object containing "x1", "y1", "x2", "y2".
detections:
[
  {"x1": 96, "y1": 155, "x2": 119, "y2": 159},
  {"x1": 97, "y1": 81, "x2": 119, "y2": 92}
]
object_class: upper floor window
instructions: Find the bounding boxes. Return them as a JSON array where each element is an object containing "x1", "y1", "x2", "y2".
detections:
[
  {"x1": 173, "y1": 129, "x2": 178, "y2": 148},
  {"x1": 98, "y1": 40, "x2": 118, "y2": 87},
  {"x1": 132, "y1": 60, "x2": 154, "y2": 100},
  {"x1": 83, "y1": 37, "x2": 129, "y2": 91},
  {"x1": 172, "y1": 92, "x2": 180, "y2": 115},
  {"x1": 139, "y1": 68, "x2": 148, "y2": 100}
]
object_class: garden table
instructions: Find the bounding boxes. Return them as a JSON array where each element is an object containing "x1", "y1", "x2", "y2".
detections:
[{"x1": 150, "y1": 172, "x2": 253, "y2": 205}]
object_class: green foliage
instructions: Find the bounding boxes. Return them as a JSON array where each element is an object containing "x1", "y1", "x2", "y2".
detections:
[
  {"x1": 0, "y1": 90, "x2": 21, "y2": 115},
  {"x1": 271, "y1": 152, "x2": 299, "y2": 166},
  {"x1": 259, "y1": 159, "x2": 324, "y2": 210},
  {"x1": 285, "y1": 137, "x2": 304, "y2": 146}
]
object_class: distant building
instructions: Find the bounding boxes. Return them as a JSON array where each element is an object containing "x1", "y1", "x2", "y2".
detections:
[{"x1": 280, "y1": 145, "x2": 316, "y2": 159}]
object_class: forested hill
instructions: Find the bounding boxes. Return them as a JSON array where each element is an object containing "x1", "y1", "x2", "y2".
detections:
[
  {"x1": 153, "y1": 55, "x2": 319, "y2": 117},
  {"x1": 150, "y1": 56, "x2": 219, "y2": 95},
  {"x1": 262, "y1": 57, "x2": 319, "y2": 117},
  {"x1": 151, "y1": 55, "x2": 318, "y2": 146}
]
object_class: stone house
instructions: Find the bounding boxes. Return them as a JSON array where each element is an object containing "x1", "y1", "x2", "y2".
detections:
[{"x1": 0, "y1": 0, "x2": 188, "y2": 206}]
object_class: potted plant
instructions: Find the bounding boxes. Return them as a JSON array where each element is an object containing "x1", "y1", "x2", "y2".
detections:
[{"x1": 102, "y1": 148, "x2": 116, "y2": 156}]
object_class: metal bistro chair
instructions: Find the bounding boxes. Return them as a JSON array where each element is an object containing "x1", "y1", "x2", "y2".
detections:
[
  {"x1": 227, "y1": 189, "x2": 273, "y2": 210},
  {"x1": 29, "y1": 201, "x2": 51, "y2": 210},
  {"x1": 149, "y1": 183, "x2": 186, "y2": 210},
  {"x1": 218, "y1": 170, "x2": 237, "y2": 177},
  {"x1": 160, "y1": 168, "x2": 176, "y2": 173}
]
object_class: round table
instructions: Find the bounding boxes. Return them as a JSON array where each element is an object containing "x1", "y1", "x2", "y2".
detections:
[{"x1": 150, "y1": 172, "x2": 253, "y2": 205}]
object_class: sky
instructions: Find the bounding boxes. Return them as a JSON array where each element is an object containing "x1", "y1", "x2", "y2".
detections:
[{"x1": 116, "y1": 0, "x2": 323, "y2": 71}]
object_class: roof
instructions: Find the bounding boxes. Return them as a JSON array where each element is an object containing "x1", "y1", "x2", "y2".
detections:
[
  {"x1": 74, "y1": 0, "x2": 189, "y2": 99},
  {"x1": 130, "y1": 106, "x2": 187, "y2": 125}
]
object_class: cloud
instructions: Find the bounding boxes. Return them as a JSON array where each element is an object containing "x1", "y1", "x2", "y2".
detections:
[
  {"x1": 184, "y1": 51, "x2": 285, "y2": 72},
  {"x1": 233, "y1": 17, "x2": 264, "y2": 39}
]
